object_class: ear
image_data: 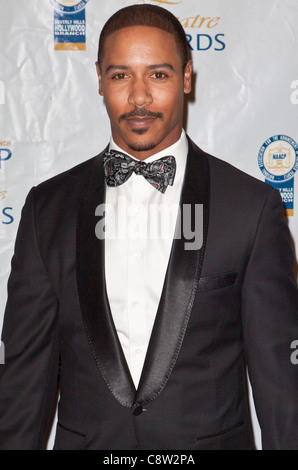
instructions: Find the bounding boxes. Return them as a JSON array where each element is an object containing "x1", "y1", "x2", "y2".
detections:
[
  {"x1": 96, "y1": 61, "x2": 104, "y2": 96},
  {"x1": 183, "y1": 60, "x2": 192, "y2": 95}
]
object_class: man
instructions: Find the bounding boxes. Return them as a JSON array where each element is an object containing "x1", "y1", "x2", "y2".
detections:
[{"x1": 0, "y1": 4, "x2": 298, "y2": 450}]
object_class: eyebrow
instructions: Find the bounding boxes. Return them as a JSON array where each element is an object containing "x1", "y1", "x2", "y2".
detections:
[
  {"x1": 148, "y1": 63, "x2": 175, "y2": 71},
  {"x1": 105, "y1": 63, "x2": 175, "y2": 74}
]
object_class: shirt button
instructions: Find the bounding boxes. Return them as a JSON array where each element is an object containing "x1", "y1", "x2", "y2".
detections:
[
  {"x1": 135, "y1": 349, "x2": 142, "y2": 355},
  {"x1": 133, "y1": 250, "x2": 141, "y2": 259},
  {"x1": 132, "y1": 301, "x2": 140, "y2": 308},
  {"x1": 133, "y1": 405, "x2": 143, "y2": 416}
]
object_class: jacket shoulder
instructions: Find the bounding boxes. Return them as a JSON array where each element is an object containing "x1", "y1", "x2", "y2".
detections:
[
  {"x1": 31, "y1": 148, "x2": 107, "y2": 205},
  {"x1": 36, "y1": 154, "x2": 102, "y2": 191},
  {"x1": 206, "y1": 151, "x2": 275, "y2": 197},
  {"x1": 188, "y1": 137, "x2": 272, "y2": 194},
  {"x1": 188, "y1": 137, "x2": 281, "y2": 212}
]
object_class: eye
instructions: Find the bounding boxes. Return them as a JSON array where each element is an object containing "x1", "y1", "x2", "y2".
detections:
[
  {"x1": 112, "y1": 73, "x2": 128, "y2": 80},
  {"x1": 152, "y1": 71, "x2": 167, "y2": 80}
]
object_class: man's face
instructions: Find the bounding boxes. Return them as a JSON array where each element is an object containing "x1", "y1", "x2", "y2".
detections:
[{"x1": 97, "y1": 25, "x2": 192, "y2": 160}]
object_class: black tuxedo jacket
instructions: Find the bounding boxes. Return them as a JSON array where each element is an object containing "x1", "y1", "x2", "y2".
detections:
[{"x1": 0, "y1": 137, "x2": 298, "y2": 450}]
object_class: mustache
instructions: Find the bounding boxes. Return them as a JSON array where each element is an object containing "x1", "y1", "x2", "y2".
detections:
[{"x1": 119, "y1": 108, "x2": 164, "y2": 123}]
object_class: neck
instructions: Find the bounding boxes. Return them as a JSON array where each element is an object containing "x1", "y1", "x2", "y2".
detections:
[{"x1": 111, "y1": 127, "x2": 183, "y2": 161}]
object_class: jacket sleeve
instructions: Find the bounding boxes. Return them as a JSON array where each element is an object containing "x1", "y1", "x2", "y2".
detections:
[
  {"x1": 0, "y1": 188, "x2": 60, "y2": 450},
  {"x1": 241, "y1": 186, "x2": 298, "y2": 449}
]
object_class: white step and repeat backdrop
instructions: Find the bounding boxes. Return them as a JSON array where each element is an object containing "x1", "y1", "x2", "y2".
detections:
[{"x1": 0, "y1": 0, "x2": 298, "y2": 450}]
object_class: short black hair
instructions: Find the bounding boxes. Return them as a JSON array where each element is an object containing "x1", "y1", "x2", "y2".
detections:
[{"x1": 97, "y1": 4, "x2": 191, "y2": 71}]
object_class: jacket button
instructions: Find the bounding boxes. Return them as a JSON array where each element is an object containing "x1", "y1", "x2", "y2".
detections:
[{"x1": 133, "y1": 405, "x2": 143, "y2": 416}]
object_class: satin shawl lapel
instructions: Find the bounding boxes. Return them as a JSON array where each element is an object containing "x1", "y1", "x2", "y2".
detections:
[
  {"x1": 134, "y1": 138, "x2": 210, "y2": 406},
  {"x1": 77, "y1": 139, "x2": 210, "y2": 409},
  {"x1": 76, "y1": 149, "x2": 136, "y2": 408}
]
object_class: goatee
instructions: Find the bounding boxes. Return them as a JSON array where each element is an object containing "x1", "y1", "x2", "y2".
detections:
[{"x1": 127, "y1": 141, "x2": 157, "y2": 152}]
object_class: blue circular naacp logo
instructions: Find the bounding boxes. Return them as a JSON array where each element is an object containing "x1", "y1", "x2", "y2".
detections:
[
  {"x1": 258, "y1": 135, "x2": 298, "y2": 182},
  {"x1": 49, "y1": 0, "x2": 89, "y2": 14}
]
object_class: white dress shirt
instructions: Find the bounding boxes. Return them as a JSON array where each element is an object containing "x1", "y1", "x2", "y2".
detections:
[{"x1": 105, "y1": 130, "x2": 188, "y2": 388}]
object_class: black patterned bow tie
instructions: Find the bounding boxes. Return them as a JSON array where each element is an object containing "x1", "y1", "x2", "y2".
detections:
[{"x1": 103, "y1": 150, "x2": 176, "y2": 194}]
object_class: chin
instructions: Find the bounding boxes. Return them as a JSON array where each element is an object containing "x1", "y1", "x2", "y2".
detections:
[{"x1": 127, "y1": 141, "x2": 157, "y2": 152}]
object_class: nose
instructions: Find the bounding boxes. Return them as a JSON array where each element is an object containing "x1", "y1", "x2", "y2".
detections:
[{"x1": 128, "y1": 77, "x2": 153, "y2": 108}]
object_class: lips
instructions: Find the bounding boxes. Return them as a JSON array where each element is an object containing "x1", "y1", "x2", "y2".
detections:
[{"x1": 126, "y1": 117, "x2": 156, "y2": 128}]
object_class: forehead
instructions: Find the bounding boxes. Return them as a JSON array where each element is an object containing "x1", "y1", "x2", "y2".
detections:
[{"x1": 102, "y1": 25, "x2": 181, "y2": 65}]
